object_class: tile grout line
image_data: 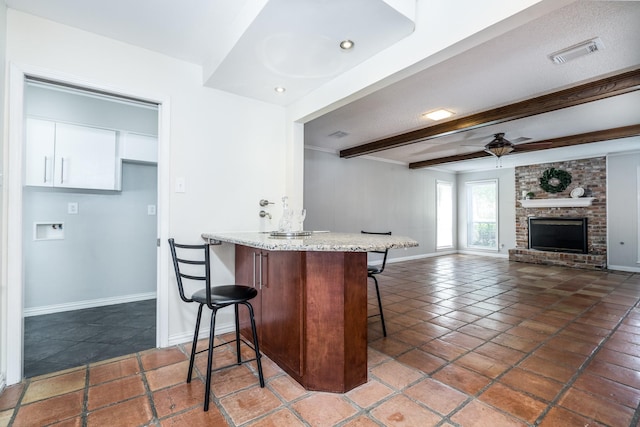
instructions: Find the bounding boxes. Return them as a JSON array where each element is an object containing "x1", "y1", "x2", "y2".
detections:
[
  {"x1": 5, "y1": 377, "x2": 29, "y2": 426},
  {"x1": 135, "y1": 351, "x2": 161, "y2": 426},
  {"x1": 624, "y1": 297, "x2": 640, "y2": 427},
  {"x1": 81, "y1": 364, "x2": 89, "y2": 427}
]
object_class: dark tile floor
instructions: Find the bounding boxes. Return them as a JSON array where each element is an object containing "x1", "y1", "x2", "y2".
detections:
[
  {"x1": 4, "y1": 255, "x2": 640, "y2": 426},
  {"x1": 24, "y1": 299, "x2": 156, "y2": 378}
]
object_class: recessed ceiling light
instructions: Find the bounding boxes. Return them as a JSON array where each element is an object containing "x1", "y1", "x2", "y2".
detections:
[
  {"x1": 339, "y1": 40, "x2": 354, "y2": 50},
  {"x1": 274, "y1": 86, "x2": 286, "y2": 93},
  {"x1": 423, "y1": 109, "x2": 454, "y2": 121}
]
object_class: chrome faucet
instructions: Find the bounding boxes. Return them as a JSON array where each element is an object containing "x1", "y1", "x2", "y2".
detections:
[{"x1": 259, "y1": 210, "x2": 272, "y2": 219}]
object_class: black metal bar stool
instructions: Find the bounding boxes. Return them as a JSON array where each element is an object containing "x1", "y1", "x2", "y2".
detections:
[
  {"x1": 168, "y1": 238, "x2": 264, "y2": 411},
  {"x1": 361, "y1": 231, "x2": 391, "y2": 337}
]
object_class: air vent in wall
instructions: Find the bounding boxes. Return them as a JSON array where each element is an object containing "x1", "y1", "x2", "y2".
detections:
[{"x1": 549, "y1": 37, "x2": 604, "y2": 64}]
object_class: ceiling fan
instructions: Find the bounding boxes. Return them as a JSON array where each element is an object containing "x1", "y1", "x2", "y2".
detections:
[
  {"x1": 467, "y1": 132, "x2": 553, "y2": 158},
  {"x1": 483, "y1": 133, "x2": 517, "y2": 158}
]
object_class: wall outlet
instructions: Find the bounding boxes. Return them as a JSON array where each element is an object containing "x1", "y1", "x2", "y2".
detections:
[
  {"x1": 147, "y1": 205, "x2": 156, "y2": 215},
  {"x1": 68, "y1": 202, "x2": 78, "y2": 214}
]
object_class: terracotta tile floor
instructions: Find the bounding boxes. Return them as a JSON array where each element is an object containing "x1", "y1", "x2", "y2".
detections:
[{"x1": 2, "y1": 254, "x2": 640, "y2": 426}]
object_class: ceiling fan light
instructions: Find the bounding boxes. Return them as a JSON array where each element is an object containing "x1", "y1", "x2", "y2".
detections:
[{"x1": 484, "y1": 133, "x2": 515, "y2": 158}]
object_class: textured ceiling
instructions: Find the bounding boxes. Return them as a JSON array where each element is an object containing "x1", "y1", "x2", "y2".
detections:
[{"x1": 304, "y1": 1, "x2": 640, "y2": 170}]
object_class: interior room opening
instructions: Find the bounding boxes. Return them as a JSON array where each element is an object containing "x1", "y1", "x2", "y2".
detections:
[{"x1": 22, "y1": 78, "x2": 159, "y2": 377}]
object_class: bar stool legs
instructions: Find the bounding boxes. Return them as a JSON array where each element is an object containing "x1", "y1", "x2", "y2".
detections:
[
  {"x1": 189, "y1": 301, "x2": 264, "y2": 411},
  {"x1": 369, "y1": 274, "x2": 387, "y2": 337}
]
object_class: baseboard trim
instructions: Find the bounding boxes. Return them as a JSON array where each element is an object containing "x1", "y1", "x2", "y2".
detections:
[
  {"x1": 168, "y1": 322, "x2": 235, "y2": 347},
  {"x1": 24, "y1": 292, "x2": 157, "y2": 317},
  {"x1": 457, "y1": 250, "x2": 509, "y2": 259},
  {"x1": 607, "y1": 264, "x2": 640, "y2": 273},
  {"x1": 387, "y1": 250, "x2": 458, "y2": 264}
]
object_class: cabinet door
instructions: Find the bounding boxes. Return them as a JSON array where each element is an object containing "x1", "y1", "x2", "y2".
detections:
[
  {"x1": 54, "y1": 123, "x2": 118, "y2": 190},
  {"x1": 261, "y1": 250, "x2": 303, "y2": 377},
  {"x1": 25, "y1": 118, "x2": 55, "y2": 187},
  {"x1": 235, "y1": 245, "x2": 262, "y2": 343},
  {"x1": 121, "y1": 132, "x2": 157, "y2": 163}
]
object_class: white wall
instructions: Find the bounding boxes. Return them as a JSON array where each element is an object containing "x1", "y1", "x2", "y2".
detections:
[
  {"x1": 3, "y1": 9, "x2": 288, "y2": 377},
  {"x1": 23, "y1": 163, "x2": 157, "y2": 312},
  {"x1": 456, "y1": 167, "x2": 516, "y2": 256},
  {"x1": 607, "y1": 147, "x2": 640, "y2": 272},
  {"x1": 304, "y1": 148, "x2": 456, "y2": 260},
  {"x1": 0, "y1": 0, "x2": 7, "y2": 391}
]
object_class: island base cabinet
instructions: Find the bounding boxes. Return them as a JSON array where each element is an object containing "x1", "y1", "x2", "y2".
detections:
[
  {"x1": 235, "y1": 245, "x2": 368, "y2": 393},
  {"x1": 304, "y1": 251, "x2": 368, "y2": 392},
  {"x1": 235, "y1": 246, "x2": 303, "y2": 378}
]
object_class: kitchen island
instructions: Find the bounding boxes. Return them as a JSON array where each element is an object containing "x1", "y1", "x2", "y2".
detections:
[{"x1": 201, "y1": 231, "x2": 418, "y2": 393}]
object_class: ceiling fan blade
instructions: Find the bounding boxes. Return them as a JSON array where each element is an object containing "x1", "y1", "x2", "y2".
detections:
[{"x1": 517, "y1": 141, "x2": 553, "y2": 147}]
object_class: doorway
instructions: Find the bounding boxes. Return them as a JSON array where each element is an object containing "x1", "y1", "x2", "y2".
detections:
[
  {"x1": 21, "y1": 79, "x2": 159, "y2": 377},
  {"x1": 5, "y1": 65, "x2": 171, "y2": 384}
]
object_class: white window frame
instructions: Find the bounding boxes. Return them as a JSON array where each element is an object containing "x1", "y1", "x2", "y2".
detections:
[
  {"x1": 436, "y1": 180, "x2": 454, "y2": 250},
  {"x1": 466, "y1": 179, "x2": 499, "y2": 251}
]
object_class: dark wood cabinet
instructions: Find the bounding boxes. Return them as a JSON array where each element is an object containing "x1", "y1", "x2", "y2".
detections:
[
  {"x1": 235, "y1": 245, "x2": 303, "y2": 377},
  {"x1": 235, "y1": 244, "x2": 368, "y2": 392}
]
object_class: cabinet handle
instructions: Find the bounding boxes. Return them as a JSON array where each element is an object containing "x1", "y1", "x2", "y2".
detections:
[
  {"x1": 252, "y1": 252, "x2": 257, "y2": 288},
  {"x1": 261, "y1": 253, "x2": 268, "y2": 288},
  {"x1": 43, "y1": 156, "x2": 47, "y2": 183},
  {"x1": 60, "y1": 158, "x2": 64, "y2": 184},
  {"x1": 258, "y1": 252, "x2": 263, "y2": 289}
]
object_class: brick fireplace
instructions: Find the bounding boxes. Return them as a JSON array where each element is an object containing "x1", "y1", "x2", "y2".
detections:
[{"x1": 508, "y1": 157, "x2": 607, "y2": 270}]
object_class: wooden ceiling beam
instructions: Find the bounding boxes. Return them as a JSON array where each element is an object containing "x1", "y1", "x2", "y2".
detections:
[
  {"x1": 339, "y1": 68, "x2": 640, "y2": 159},
  {"x1": 408, "y1": 124, "x2": 640, "y2": 169}
]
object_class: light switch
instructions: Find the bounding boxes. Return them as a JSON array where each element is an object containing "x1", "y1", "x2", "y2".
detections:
[
  {"x1": 175, "y1": 177, "x2": 186, "y2": 193},
  {"x1": 68, "y1": 202, "x2": 78, "y2": 214},
  {"x1": 147, "y1": 205, "x2": 156, "y2": 215}
]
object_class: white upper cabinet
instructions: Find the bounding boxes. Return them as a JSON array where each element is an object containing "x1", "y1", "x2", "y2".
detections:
[
  {"x1": 25, "y1": 118, "x2": 119, "y2": 190},
  {"x1": 25, "y1": 118, "x2": 55, "y2": 186},
  {"x1": 120, "y1": 132, "x2": 157, "y2": 164}
]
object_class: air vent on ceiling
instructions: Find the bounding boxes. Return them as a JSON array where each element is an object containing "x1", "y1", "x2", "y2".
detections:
[
  {"x1": 549, "y1": 37, "x2": 604, "y2": 64},
  {"x1": 328, "y1": 130, "x2": 349, "y2": 138}
]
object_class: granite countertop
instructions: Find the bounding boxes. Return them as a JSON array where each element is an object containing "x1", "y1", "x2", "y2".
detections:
[{"x1": 201, "y1": 231, "x2": 419, "y2": 252}]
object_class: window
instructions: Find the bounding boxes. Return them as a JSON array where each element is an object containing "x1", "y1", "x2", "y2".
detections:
[
  {"x1": 466, "y1": 180, "x2": 498, "y2": 250},
  {"x1": 436, "y1": 180, "x2": 453, "y2": 249}
]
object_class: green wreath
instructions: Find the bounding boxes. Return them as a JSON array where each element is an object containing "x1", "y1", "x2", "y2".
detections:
[{"x1": 539, "y1": 168, "x2": 572, "y2": 193}]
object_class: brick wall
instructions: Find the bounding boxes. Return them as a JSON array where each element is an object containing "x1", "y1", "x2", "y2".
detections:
[{"x1": 509, "y1": 157, "x2": 607, "y2": 270}]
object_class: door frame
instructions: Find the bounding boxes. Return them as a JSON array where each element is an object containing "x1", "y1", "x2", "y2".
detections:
[{"x1": 4, "y1": 63, "x2": 171, "y2": 385}]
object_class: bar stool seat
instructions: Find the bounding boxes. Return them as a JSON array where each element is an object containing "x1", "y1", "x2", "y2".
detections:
[
  {"x1": 168, "y1": 238, "x2": 264, "y2": 411},
  {"x1": 191, "y1": 285, "x2": 257, "y2": 305}
]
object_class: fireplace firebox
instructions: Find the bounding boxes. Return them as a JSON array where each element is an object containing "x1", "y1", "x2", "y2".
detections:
[{"x1": 528, "y1": 217, "x2": 588, "y2": 254}]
